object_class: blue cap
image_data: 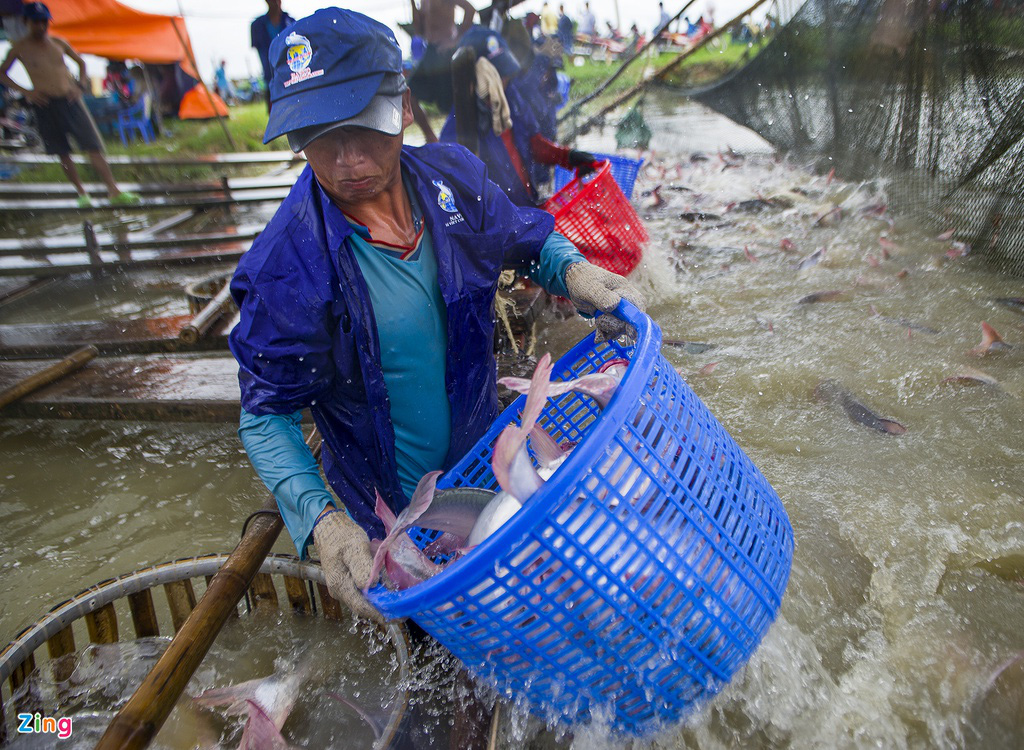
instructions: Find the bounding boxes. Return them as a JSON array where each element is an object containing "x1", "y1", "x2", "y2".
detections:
[
  {"x1": 263, "y1": 8, "x2": 404, "y2": 145},
  {"x1": 23, "y1": 2, "x2": 51, "y2": 21},
  {"x1": 458, "y1": 25, "x2": 521, "y2": 78}
]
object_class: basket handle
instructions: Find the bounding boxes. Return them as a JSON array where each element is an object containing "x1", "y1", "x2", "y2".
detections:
[{"x1": 597, "y1": 297, "x2": 649, "y2": 333}]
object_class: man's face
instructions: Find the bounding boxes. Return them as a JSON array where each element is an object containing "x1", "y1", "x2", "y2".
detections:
[
  {"x1": 27, "y1": 19, "x2": 48, "y2": 40},
  {"x1": 266, "y1": 0, "x2": 282, "y2": 12},
  {"x1": 304, "y1": 92, "x2": 414, "y2": 208}
]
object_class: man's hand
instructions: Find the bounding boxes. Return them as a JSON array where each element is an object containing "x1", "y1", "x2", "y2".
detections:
[
  {"x1": 313, "y1": 510, "x2": 385, "y2": 625},
  {"x1": 24, "y1": 90, "x2": 49, "y2": 106},
  {"x1": 475, "y1": 57, "x2": 511, "y2": 135},
  {"x1": 564, "y1": 261, "x2": 647, "y2": 341}
]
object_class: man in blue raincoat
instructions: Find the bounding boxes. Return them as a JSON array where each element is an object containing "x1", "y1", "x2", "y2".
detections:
[
  {"x1": 441, "y1": 28, "x2": 593, "y2": 207},
  {"x1": 230, "y1": 8, "x2": 645, "y2": 623}
]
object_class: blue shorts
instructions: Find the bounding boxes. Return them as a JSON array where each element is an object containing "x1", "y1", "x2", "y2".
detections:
[{"x1": 34, "y1": 95, "x2": 103, "y2": 155}]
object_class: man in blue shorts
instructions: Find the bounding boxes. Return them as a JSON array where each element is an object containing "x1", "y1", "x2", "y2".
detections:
[{"x1": 0, "y1": 3, "x2": 139, "y2": 207}]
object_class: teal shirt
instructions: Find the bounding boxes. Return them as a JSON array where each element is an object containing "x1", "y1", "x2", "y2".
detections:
[{"x1": 341, "y1": 184, "x2": 452, "y2": 497}]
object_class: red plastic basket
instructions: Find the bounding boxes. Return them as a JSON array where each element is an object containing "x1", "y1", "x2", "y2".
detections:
[{"x1": 544, "y1": 160, "x2": 648, "y2": 276}]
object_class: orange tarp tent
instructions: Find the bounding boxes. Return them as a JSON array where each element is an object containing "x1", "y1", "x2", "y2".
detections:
[
  {"x1": 45, "y1": 0, "x2": 199, "y2": 78},
  {"x1": 179, "y1": 84, "x2": 228, "y2": 120}
]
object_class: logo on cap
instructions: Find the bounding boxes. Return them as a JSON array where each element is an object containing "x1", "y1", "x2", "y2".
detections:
[
  {"x1": 283, "y1": 32, "x2": 324, "y2": 88},
  {"x1": 432, "y1": 180, "x2": 458, "y2": 213}
]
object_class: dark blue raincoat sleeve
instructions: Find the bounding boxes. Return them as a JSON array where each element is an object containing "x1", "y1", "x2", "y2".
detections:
[{"x1": 229, "y1": 233, "x2": 337, "y2": 416}]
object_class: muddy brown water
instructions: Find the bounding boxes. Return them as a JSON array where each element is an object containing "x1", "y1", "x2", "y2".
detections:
[{"x1": 1, "y1": 93, "x2": 1022, "y2": 748}]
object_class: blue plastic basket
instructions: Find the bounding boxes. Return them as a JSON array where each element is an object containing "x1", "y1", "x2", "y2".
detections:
[
  {"x1": 553, "y1": 153, "x2": 644, "y2": 199},
  {"x1": 370, "y1": 301, "x2": 793, "y2": 734}
]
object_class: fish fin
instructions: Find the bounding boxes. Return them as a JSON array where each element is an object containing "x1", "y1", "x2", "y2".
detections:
[
  {"x1": 368, "y1": 471, "x2": 441, "y2": 592},
  {"x1": 239, "y1": 699, "x2": 291, "y2": 750},
  {"x1": 375, "y1": 490, "x2": 396, "y2": 534},
  {"x1": 981, "y1": 321, "x2": 1005, "y2": 350},
  {"x1": 879, "y1": 419, "x2": 907, "y2": 436},
  {"x1": 194, "y1": 676, "x2": 269, "y2": 716},
  {"x1": 530, "y1": 424, "x2": 565, "y2": 468},
  {"x1": 492, "y1": 425, "x2": 521, "y2": 498},
  {"x1": 493, "y1": 354, "x2": 552, "y2": 497},
  {"x1": 496, "y1": 375, "x2": 532, "y2": 393}
]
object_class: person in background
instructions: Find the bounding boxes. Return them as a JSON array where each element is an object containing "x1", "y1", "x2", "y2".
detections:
[
  {"x1": 230, "y1": 7, "x2": 645, "y2": 628},
  {"x1": 440, "y1": 28, "x2": 596, "y2": 207},
  {"x1": 250, "y1": 0, "x2": 294, "y2": 112},
  {"x1": 214, "y1": 59, "x2": 236, "y2": 105},
  {"x1": 605, "y1": 20, "x2": 623, "y2": 41},
  {"x1": 578, "y1": 1, "x2": 597, "y2": 38},
  {"x1": 540, "y1": 1, "x2": 559, "y2": 36},
  {"x1": 0, "y1": 3, "x2": 139, "y2": 208},
  {"x1": 655, "y1": 1, "x2": 671, "y2": 37},
  {"x1": 103, "y1": 61, "x2": 134, "y2": 103},
  {"x1": 407, "y1": 0, "x2": 477, "y2": 113},
  {"x1": 557, "y1": 4, "x2": 574, "y2": 53}
]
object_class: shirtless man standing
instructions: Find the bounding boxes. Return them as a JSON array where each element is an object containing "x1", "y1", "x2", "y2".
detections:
[
  {"x1": 0, "y1": 3, "x2": 138, "y2": 208},
  {"x1": 408, "y1": 0, "x2": 476, "y2": 112}
]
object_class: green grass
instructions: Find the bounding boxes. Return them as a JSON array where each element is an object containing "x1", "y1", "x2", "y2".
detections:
[{"x1": 562, "y1": 38, "x2": 768, "y2": 115}]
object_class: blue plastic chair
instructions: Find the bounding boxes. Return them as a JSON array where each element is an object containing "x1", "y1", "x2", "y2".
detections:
[{"x1": 116, "y1": 95, "x2": 154, "y2": 146}]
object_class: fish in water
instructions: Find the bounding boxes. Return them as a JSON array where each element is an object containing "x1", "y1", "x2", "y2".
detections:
[
  {"x1": 797, "y1": 247, "x2": 826, "y2": 271},
  {"x1": 814, "y1": 379, "x2": 907, "y2": 435},
  {"x1": 798, "y1": 290, "x2": 846, "y2": 304},
  {"x1": 644, "y1": 184, "x2": 666, "y2": 210},
  {"x1": 779, "y1": 238, "x2": 796, "y2": 252},
  {"x1": 729, "y1": 197, "x2": 787, "y2": 213},
  {"x1": 662, "y1": 339, "x2": 716, "y2": 354},
  {"x1": 992, "y1": 297, "x2": 1024, "y2": 316},
  {"x1": 940, "y1": 367, "x2": 1000, "y2": 388},
  {"x1": 679, "y1": 211, "x2": 723, "y2": 223},
  {"x1": 968, "y1": 322, "x2": 1010, "y2": 356},
  {"x1": 814, "y1": 206, "x2": 843, "y2": 228},
  {"x1": 194, "y1": 659, "x2": 311, "y2": 750}
]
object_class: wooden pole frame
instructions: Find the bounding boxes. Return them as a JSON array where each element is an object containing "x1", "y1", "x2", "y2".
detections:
[
  {"x1": 559, "y1": 0, "x2": 699, "y2": 123},
  {"x1": 95, "y1": 431, "x2": 322, "y2": 750},
  {"x1": 170, "y1": 13, "x2": 237, "y2": 152}
]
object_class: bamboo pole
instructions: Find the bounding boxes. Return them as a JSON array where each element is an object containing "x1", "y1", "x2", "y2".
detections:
[
  {"x1": 0, "y1": 345, "x2": 97, "y2": 410},
  {"x1": 566, "y1": 0, "x2": 771, "y2": 141},
  {"x1": 170, "y1": 14, "x2": 237, "y2": 152},
  {"x1": 178, "y1": 281, "x2": 233, "y2": 345},
  {"x1": 95, "y1": 430, "x2": 322, "y2": 750},
  {"x1": 559, "y1": 0, "x2": 698, "y2": 123}
]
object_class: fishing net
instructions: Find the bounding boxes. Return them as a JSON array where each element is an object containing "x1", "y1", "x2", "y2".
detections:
[{"x1": 689, "y1": 0, "x2": 1024, "y2": 277}]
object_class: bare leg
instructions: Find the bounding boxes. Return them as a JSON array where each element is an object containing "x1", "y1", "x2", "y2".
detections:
[
  {"x1": 410, "y1": 95, "x2": 438, "y2": 144},
  {"x1": 86, "y1": 150, "x2": 122, "y2": 199},
  {"x1": 58, "y1": 154, "x2": 87, "y2": 196}
]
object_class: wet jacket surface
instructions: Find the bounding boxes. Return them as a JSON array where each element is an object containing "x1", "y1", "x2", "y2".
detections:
[
  {"x1": 229, "y1": 143, "x2": 555, "y2": 542},
  {"x1": 440, "y1": 55, "x2": 562, "y2": 206}
]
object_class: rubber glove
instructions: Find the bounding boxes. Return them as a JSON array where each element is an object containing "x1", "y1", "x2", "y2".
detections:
[
  {"x1": 475, "y1": 56, "x2": 512, "y2": 135},
  {"x1": 313, "y1": 510, "x2": 385, "y2": 625},
  {"x1": 568, "y1": 149, "x2": 599, "y2": 176},
  {"x1": 564, "y1": 261, "x2": 647, "y2": 341}
]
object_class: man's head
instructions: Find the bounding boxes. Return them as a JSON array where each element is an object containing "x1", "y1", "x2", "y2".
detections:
[
  {"x1": 266, "y1": 0, "x2": 282, "y2": 12},
  {"x1": 22, "y1": 2, "x2": 50, "y2": 39},
  {"x1": 263, "y1": 8, "x2": 412, "y2": 204}
]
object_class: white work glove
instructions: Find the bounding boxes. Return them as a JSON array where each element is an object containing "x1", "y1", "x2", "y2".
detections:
[
  {"x1": 475, "y1": 57, "x2": 512, "y2": 135},
  {"x1": 312, "y1": 510, "x2": 385, "y2": 625},
  {"x1": 564, "y1": 261, "x2": 647, "y2": 341}
]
